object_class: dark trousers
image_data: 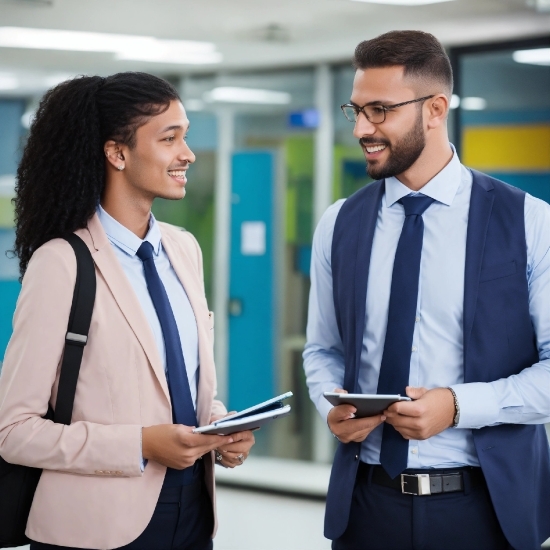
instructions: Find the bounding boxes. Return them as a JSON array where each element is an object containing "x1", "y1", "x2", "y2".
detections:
[
  {"x1": 333, "y1": 463, "x2": 513, "y2": 550},
  {"x1": 30, "y1": 473, "x2": 214, "y2": 550}
]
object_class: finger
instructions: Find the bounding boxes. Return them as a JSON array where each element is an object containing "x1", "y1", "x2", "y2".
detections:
[
  {"x1": 386, "y1": 401, "x2": 423, "y2": 417},
  {"x1": 224, "y1": 430, "x2": 255, "y2": 443},
  {"x1": 330, "y1": 404, "x2": 357, "y2": 420},
  {"x1": 351, "y1": 414, "x2": 386, "y2": 429},
  {"x1": 337, "y1": 415, "x2": 385, "y2": 442},
  {"x1": 333, "y1": 388, "x2": 348, "y2": 394},
  {"x1": 195, "y1": 434, "x2": 234, "y2": 453},
  {"x1": 332, "y1": 414, "x2": 384, "y2": 437},
  {"x1": 406, "y1": 386, "x2": 428, "y2": 400},
  {"x1": 217, "y1": 441, "x2": 252, "y2": 453}
]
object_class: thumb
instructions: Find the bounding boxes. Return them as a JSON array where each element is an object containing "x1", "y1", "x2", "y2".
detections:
[
  {"x1": 406, "y1": 386, "x2": 428, "y2": 400},
  {"x1": 334, "y1": 388, "x2": 348, "y2": 394}
]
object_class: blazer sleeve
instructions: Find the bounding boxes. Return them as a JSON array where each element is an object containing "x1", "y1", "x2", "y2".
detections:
[{"x1": 0, "y1": 240, "x2": 142, "y2": 477}]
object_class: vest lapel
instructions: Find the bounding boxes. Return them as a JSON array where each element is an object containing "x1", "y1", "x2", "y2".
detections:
[
  {"x1": 347, "y1": 181, "x2": 385, "y2": 392},
  {"x1": 463, "y1": 170, "x2": 495, "y2": 374}
]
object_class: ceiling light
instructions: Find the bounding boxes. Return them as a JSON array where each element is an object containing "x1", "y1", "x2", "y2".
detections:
[
  {"x1": 351, "y1": 0, "x2": 455, "y2": 5},
  {"x1": 0, "y1": 73, "x2": 18, "y2": 90},
  {"x1": 203, "y1": 87, "x2": 291, "y2": 105},
  {"x1": 513, "y1": 48, "x2": 550, "y2": 66},
  {"x1": 450, "y1": 94, "x2": 460, "y2": 109},
  {"x1": 0, "y1": 27, "x2": 221, "y2": 65},
  {"x1": 461, "y1": 97, "x2": 487, "y2": 110}
]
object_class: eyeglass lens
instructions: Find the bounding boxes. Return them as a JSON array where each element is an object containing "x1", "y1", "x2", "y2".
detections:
[{"x1": 342, "y1": 105, "x2": 386, "y2": 124}]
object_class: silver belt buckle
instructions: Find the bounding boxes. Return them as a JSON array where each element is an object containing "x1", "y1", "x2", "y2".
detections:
[{"x1": 401, "y1": 473, "x2": 431, "y2": 496}]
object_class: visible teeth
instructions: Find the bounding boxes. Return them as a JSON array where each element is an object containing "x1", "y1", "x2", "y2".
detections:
[
  {"x1": 366, "y1": 145, "x2": 386, "y2": 153},
  {"x1": 168, "y1": 170, "x2": 185, "y2": 177}
]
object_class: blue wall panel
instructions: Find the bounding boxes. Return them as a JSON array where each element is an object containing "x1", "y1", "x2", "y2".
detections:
[
  {"x1": 0, "y1": 100, "x2": 25, "y2": 176},
  {"x1": 228, "y1": 151, "x2": 274, "y2": 411},
  {"x1": 0, "y1": 280, "x2": 20, "y2": 362},
  {"x1": 489, "y1": 173, "x2": 550, "y2": 205}
]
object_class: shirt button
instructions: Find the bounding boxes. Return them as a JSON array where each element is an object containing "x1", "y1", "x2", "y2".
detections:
[
  {"x1": 415, "y1": 316, "x2": 420, "y2": 323},
  {"x1": 411, "y1": 448, "x2": 418, "y2": 455},
  {"x1": 412, "y1": 346, "x2": 417, "y2": 352}
]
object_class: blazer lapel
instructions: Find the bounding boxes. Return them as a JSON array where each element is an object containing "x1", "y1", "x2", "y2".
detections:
[
  {"x1": 349, "y1": 180, "x2": 385, "y2": 392},
  {"x1": 463, "y1": 170, "x2": 495, "y2": 374},
  {"x1": 160, "y1": 229, "x2": 213, "y2": 426},
  {"x1": 84, "y1": 215, "x2": 171, "y2": 403}
]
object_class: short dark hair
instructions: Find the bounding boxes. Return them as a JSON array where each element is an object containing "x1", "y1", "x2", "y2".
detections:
[{"x1": 354, "y1": 30, "x2": 453, "y2": 96}]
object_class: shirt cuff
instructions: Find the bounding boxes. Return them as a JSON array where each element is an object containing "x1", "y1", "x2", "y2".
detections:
[
  {"x1": 317, "y1": 394, "x2": 334, "y2": 423},
  {"x1": 450, "y1": 382, "x2": 500, "y2": 429}
]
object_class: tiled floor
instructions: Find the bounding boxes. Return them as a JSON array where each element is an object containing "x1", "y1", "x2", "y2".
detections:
[{"x1": 215, "y1": 486, "x2": 331, "y2": 550}]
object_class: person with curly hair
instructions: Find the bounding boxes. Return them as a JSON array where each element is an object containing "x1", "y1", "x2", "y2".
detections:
[{"x1": 0, "y1": 72, "x2": 255, "y2": 550}]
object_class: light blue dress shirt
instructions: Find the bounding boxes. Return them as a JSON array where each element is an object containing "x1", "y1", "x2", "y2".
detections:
[
  {"x1": 303, "y1": 148, "x2": 550, "y2": 468},
  {"x1": 97, "y1": 206, "x2": 200, "y2": 410}
]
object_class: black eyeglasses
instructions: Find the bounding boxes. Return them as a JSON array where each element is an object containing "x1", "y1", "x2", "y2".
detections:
[{"x1": 341, "y1": 95, "x2": 435, "y2": 124}]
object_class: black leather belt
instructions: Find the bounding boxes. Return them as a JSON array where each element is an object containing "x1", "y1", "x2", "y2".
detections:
[{"x1": 359, "y1": 462, "x2": 485, "y2": 496}]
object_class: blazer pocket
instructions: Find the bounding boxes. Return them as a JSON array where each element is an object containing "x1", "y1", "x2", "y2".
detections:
[{"x1": 480, "y1": 261, "x2": 516, "y2": 283}]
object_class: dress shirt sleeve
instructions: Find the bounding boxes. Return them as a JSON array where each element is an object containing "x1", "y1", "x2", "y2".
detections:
[
  {"x1": 452, "y1": 194, "x2": 550, "y2": 428},
  {"x1": 303, "y1": 200, "x2": 347, "y2": 422}
]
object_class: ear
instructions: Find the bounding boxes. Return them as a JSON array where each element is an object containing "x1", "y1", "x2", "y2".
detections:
[
  {"x1": 104, "y1": 140, "x2": 126, "y2": 171},
  {"x1": 425, "y1": 94, "x2": 449, "y2": 130}
]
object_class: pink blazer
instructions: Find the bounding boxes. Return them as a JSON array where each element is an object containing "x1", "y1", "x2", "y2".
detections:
[{"x1": 0, "y1": 214, "x2": 226, "y2": 549}]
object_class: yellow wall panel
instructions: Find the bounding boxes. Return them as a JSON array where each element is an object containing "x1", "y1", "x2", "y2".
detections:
[{"x1": 463, "y1": 124, "x2": 550, "y2": 172}]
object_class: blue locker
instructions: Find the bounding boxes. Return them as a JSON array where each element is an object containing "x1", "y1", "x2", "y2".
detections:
[{"x1": 228, "y1": 151, "x2": 275, "y2": 411}]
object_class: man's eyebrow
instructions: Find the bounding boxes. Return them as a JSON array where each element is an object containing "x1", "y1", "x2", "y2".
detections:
[{"x1": 350, "y1": 99, "x2": 391, "y2": 107}]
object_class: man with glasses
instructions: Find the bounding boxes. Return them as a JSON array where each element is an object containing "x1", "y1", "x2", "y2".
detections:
[{"x1": 304, "y1": 30, "x2": 550, "y2": 549}]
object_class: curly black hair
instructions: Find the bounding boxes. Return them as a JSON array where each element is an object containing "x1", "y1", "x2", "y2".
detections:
[{"x1": 13, "y1": 72, "x2": 180, "y2": 278}]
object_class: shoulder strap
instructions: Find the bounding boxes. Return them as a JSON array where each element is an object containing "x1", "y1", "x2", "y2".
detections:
[{"x1": 53, "y1": 234, "x2": 96, "y2": 425}]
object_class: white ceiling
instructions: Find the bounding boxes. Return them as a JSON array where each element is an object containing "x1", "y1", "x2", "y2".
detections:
[{"x1": 0, "y1": 0, "x2": 548, "y2": 93}]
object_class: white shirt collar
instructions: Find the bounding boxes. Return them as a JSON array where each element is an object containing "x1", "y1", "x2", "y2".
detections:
[
  {"x1": 97, "y1": 205, "x2": 162, "y2": 257},
  {"x1": 384, "y1": 144, "x2": 461, "y2": 207}
]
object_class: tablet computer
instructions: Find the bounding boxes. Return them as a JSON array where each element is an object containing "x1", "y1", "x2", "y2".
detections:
[
  {"x1": 218, "y1": 391, "x2": 293, "y2": 423},
  {"x1": 193, "y1": 405, "x2": 291, "y2": 435},
  {"x1": 323, "y1": 392, "x2": 411, "y2": 418}
]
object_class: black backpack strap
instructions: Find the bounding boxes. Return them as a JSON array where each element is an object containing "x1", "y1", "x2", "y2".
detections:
[{"x1": 53, "y1": 234, "x2": 96, "y2": 425}]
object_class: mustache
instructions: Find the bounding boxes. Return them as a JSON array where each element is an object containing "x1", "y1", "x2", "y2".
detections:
[{"x1": 359, "y1": 137, "x2": 390, "y2": 147}]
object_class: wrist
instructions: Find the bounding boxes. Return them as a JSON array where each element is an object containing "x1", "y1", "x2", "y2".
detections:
[
  {"x1": 327, "y1": 411, "x2": 341, "y2": 442},
  {"x1": 447, "y1": 387, "x2": 460, "y2": 428}
]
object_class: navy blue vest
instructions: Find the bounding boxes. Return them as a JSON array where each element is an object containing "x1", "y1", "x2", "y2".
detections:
[{"x1": 327, "y1": 170, "x2": 550, "y2": 549}]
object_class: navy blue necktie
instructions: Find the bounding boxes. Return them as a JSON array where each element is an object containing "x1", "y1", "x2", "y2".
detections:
[
  {"x1": 136, "y1": 241, "x2": 197, "y2": 428},
  {"x1": 377, "y1": 195, "x2": 435, "y2": 479}
]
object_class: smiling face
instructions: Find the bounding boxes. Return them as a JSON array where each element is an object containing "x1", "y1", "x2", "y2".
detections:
[
  {"x1": 351, "y1": 66, "x2": 429, "y2": 181},
  {"x1": 114, "y1": 99, "x2": 195, "y2": 202}
]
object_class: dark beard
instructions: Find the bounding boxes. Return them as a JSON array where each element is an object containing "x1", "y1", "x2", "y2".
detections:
[{"x1": 361, "y1": 110, "x2": 425, "y2": 180}]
